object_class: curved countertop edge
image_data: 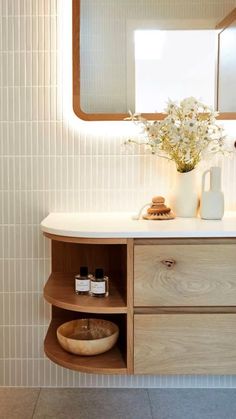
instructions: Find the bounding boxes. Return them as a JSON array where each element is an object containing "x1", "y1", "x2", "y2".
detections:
[{"x1": 41, "y1": 212, "x2": 236, "y2": 239}]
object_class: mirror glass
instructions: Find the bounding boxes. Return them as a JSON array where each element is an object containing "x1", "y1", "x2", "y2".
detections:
[
  {"x1": 133, "y1": 29, "x2": 217, "y2": 112},
  {"x1": 73, "y1": 0, "x2": 236, "y2": 120}
]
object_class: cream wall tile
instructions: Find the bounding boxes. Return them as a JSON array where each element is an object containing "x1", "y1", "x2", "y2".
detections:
[
  {"x1": 7, "y1": 53, "x2": 14, "y2": 86},
  {"x1": 13, "y1": 87, "x2": 20, "y2": 122},
  {"x1": 19, "y1": 1, "x2": 26, "y2": 18},
  {"x1": 32, "y1": 16, "x2": 38, "y2": 51},
  {"x1": 50, "y1": 51, "x2": 57, "y2": 85},
  {"x1": 7, "y1": 0, "x2": 18, "y2": 16},
  {"x1": 1, "y1": 191, "x2": 15, "y2": 224},
  {"x1": 0, "y1": 1, "x2": 4, "y2": 16},
  {"x1": 37, "y1": 52, "x2": 44, "y2": 85},
  {"x1": 2, "y1": 52, "x2": 8, "y2": 86},
  {"x1": 25, "y1": 88, "x2": 32, "y2": 121},
  {"x1": 44, "y1": 1, "x2": 51, "y2": 16},
  {"x1": 32, "y1": 86, "x2": 39, "y2": 120},
  {"x1": 38, "y1": 17, "x2": 45, "y2": 51},
  {"x1": 0, "y1": 124, "x2": 9, "y2": 154},
  {"x1": 43, "y1": 87, "x2": 50, "y2": 120},
  {"x1": 14, "y1": 53, "x2": 21, "y2": 86},
  {"x1": 32, "y1": 1, "x2": 38, "y2": 17},
  {"x1": 0, "y1": 293, "x2": 50, "y2": 326},
  {"x1": 50, "y1": 86, "x2": 57, "y2": 120},
  {"x1": 1, "y1": 18, "x2": 8, "y2": 51},
  {"x1": 0, "y1": 325, "x2": 46, "y2": 359},
  {"x1": 7, "y1": 17, "x2": 14, "y2": 51},
  {"x1": 40, "y1": 122, "x2": 50, "y2": 155},
  {"x1": 56, "y1": 84, "x2": 63, "y2": 120},
  {"x1": 12, "y1": 189, "x2": 44, "y2": 224},
  {"x1": 7, "y1": 88, "x2": 14, "y2": 121},
  {"x1": 26, "y1": 16, "x2": 33, "y2": 50},
  {"x1": 1, "y1": 88, "x2": 8, "y2": 121},
  {"x1": 50, "y1": 0, "x2": 57, "y2": 17},
  {"x1": 37, "y1": 0, "x2": 45, "y2": 16},
  {"x1": 50, "y1": 16, "x2": 57, "y2": 51},
  {"x1": 25, "y1": 0, "x2": 32, "y2": 16},
  {"x1": 13, "y1": 17, "x2": 20, "y2": 51},
  {"x1": 38, "y1": 86, "x2": 45, "y2": 120},
  {"x1": 25, "y1": 53, "x2": 32, "y2": 86},
  {"x1": 44, "y1": 17, "x2": 51, "y2": 51},
  {"x1": 20, "y1": 18, "x2": 27, "y2": 51},
  {"x1": 0, "y1": 226, "x2": 47, "y2": 259},
  {"x1": 19, "y1": 88, "x2": 27, "y2": 121},
  {"x1": 0, "y1": 259, "x2": 50, "y2": 293}
]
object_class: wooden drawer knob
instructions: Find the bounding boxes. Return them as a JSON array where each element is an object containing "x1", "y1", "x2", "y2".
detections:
[{"x1": 161, "y1": 258, "x2": 176, "y2": 268}]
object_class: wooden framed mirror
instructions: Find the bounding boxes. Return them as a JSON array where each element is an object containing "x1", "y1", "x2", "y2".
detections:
[{"x1": 73, "y1": 0, "x2": 236, "y2": 121}]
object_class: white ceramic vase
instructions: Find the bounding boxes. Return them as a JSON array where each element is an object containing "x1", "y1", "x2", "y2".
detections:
[
  {"x1": 200, "y1": 166, "x2": 224, "y2": 220},
  {"x1": 170, "y1": 169, "x2": 199, "y2": 217}
]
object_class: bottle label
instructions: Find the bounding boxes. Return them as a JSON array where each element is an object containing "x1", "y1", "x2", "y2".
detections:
[
  {"x1": 75, "y1": 279, "x2": 90, "y2": 292},
  {"x1": 91, "y1": 281, "x2": 106, "y2": 294}
]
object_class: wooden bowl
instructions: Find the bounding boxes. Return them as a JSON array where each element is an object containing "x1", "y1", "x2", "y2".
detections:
[{"x1": 57, "y1": 319, "x2": 119, "y2": 356}]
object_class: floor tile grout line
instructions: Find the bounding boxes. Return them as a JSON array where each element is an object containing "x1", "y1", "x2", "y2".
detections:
[
  {"x1": 31, "y1": 387, "x2": 41, "y2": 419},
  {"x1": 147, "y1": 389, "x2": 155, "y2": 419}
]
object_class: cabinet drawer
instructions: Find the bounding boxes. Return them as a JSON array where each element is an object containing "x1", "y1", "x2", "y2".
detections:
[
  {"x1": 134, "y1": 244, "x2": 236, "y2": 306},
  {"x1": 134, "y1": 314, "x2": 236, "y2": 374}
]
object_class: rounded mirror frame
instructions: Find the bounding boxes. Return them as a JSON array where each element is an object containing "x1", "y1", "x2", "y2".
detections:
[{"x1": 73, "y1": 0, "x2": 236, "y2": 121}]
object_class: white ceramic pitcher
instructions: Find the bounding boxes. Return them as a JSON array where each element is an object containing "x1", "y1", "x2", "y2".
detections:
[{"x1": 200, "y1": 166, "x2": 224, "y2": 220}]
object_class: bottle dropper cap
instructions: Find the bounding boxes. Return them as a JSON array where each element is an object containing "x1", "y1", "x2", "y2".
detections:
[
  {"x1": 95, "y1": 268, "x2": 104, "y2": 278},
  {"x1": 80, "y1": 266, "x2": 88, "y2": 276}
]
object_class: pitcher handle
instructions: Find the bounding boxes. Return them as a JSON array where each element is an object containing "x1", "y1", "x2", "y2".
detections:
[{"x1": 202, "y1": 169, "x2": 210, "y2": 193}]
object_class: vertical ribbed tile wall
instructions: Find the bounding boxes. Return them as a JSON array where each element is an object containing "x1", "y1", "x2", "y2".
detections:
[{"x1": 0, "y1": 0, "x2": 236, "y2": 387}]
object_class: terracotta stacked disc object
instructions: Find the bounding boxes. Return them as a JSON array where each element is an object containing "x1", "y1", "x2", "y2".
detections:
[{"x1": 143, "y1": 196, "x2": 175, "y2": 220}]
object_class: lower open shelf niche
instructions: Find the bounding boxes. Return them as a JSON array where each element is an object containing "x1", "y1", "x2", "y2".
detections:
[{"x1": 44, "y1": 308, "x2": 128, "y2": 375}]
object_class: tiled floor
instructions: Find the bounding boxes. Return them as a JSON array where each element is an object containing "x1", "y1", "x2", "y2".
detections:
[{"x1": 1, "y1": 388, "x2": 236, "y2": 419}]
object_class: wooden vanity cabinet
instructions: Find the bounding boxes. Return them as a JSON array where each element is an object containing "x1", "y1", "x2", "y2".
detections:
[
  {"x1": 133, "y1": 238, "x2": 236, "y2": 375},
  {"x1": 43, "y1": 234, "x2": 236, "y2": 375}
]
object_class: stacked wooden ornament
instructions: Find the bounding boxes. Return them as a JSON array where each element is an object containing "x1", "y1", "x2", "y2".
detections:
[{"x1": 143, "y1": 196, "x2": 175, "y2": 220}]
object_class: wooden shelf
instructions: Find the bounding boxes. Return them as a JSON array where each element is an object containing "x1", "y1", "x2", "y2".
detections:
[
  {"x1": 44, "y1": 319, "x2": 127, "y2": 374},
  {"x1": 42, "y1": 236, "x2": 133, "y2": 375},
  {"x1": 44, "y1": 273, "x2": 127, "y2": 314}
]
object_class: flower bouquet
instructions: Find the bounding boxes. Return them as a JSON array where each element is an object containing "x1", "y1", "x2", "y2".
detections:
[{"x1": 126, "y1": 97, "x2": 225, "y2": 173}]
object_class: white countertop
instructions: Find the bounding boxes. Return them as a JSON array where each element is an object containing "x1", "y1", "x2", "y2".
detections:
[{"x1": 40, "y1": 212, "x2": 236, "y2": 239}]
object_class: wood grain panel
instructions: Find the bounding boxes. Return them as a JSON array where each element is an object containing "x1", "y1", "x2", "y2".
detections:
[
  {"x1": 135, "y1": 306, "x2": 236, "y2": 314},
  {"x1": 134, "y1": 244, "x2": 236, "y2": 306},
  {"x1": 134, "y1": 314, "x2": 236, "y2": 374},
  {"x1": 216, "y1": 7, "x2": 236, "y2": 29},
  {"x1": 44, "y1": 232, "x2": 127, "y2": 244},
  {"x1": 127, "y1": 239, "x2": 134, "y2": 373},
  {"x1": 51, "y1": 241, "x2": 127, "y2": 303},
  {"x1": 134, "y1": 238, "x2": 236, "y2": 245},
  {"x1": 44, "y1": 273, "x2": 127, "y2": 313}
]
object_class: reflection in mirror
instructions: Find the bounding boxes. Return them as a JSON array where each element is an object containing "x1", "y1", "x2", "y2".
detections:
[
  {"x1": 133, "y1": 29, "x2": 217, "y2": 113},
  {"x1": 73, "y1": 0, "x2": 236, "y2": 120},
  {"x1": 218, "y1": 18, "x2": 236, "y2": 111}
]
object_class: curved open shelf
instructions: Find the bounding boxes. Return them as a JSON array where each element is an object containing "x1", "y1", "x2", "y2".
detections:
[
  {"x1": 44, "y1": 273, "x2": 127, "y2": 314},
  {"x1": 44, "y1": 319, "x2": 127, "y2": 374},
  {"x1": 42, "y1": 232, "x2": 133, "y2": 375}
]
